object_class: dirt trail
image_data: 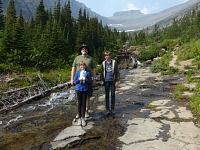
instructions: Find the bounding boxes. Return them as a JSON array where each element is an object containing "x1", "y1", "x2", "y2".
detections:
[{"x1": 169, "y1": 51, "x2": 194, "y2": 71}]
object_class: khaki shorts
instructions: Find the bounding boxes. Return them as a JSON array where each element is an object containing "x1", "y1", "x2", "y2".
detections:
[{"x1": 88, "y1": 84, "x2": 93, "y2": 97}]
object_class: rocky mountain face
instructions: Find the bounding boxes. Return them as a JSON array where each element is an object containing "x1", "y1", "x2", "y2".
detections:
[
  {"x1": 2, "y1": 0, "x2": 106, "y2": 20},
  {"x1": 2, "y1": 0, "x2": 200, "y2": 31},
  {"x1": 106, "y1": 0, "x2": 200, "y2": 31}
]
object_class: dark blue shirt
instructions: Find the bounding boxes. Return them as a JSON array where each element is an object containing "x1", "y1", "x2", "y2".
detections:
[
  {"x1": 105, "y1": 61, "x2": 113, "y2": 82},
  {"x1": 74, "y1": 70, "x2": 92, "y2": 91}
]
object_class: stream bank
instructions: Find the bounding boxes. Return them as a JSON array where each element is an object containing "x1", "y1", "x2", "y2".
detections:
[{"x1": 0, "y1": 67, "x2": 200, "y2": 150}]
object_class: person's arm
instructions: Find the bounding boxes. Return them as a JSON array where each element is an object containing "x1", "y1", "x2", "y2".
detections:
[
  {"x1": 115, "y1": 61, "x2": 120, "y2": 87},
  {"x1": 92, "y1": 68, "x2": 96, "y2": 86},
  {"x1": 71, "y1": 66, "x2": 76, "y2": 85},
  {"x1": 73, "y1": 72, "x2": 80, "y2": 84},
  {"x1": 100, "y1": 63, "x2": 105, "y2": 86}
]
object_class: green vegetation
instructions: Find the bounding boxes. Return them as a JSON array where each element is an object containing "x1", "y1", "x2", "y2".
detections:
[
  {"x1": 190, "y1": 84, "x2": 200, "y2": 124},
  {"x1": 173, "y1": 84, "x2": 191, "y2": 101},
  {"x1": 127, "y1": 4, "x2": 200, "y2": 124},
  {"x1": 150, "y1": 52, "x2": 178, "y2": 75},
  {"x1": 0, "y1": 0, "x2": 127, "y2": 72},
  {"x1": 0, "y1": 0, "x2": 200, "y2": 124},
  {"x1": 0, "y1": 0, "x2": 127, "y2": 89}
]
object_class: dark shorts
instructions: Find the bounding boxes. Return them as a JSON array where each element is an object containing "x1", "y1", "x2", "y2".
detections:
[{"x1": 88, "y1": 84, "x2": 93, "y2": 97}]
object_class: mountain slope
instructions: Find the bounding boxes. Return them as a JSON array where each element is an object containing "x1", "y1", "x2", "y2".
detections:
[
  {"x1": 2, "y1": 0, "x2": 107, "y2": 21},
  {"x1": 2, "y1": 0, "x2": 200, "y2": 31},
  {"x1": 106, "y1": 0, "x2": 200, "y2": 31}
]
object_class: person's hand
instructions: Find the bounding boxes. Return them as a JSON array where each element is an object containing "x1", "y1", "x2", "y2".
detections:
[
  {"x1": 115, "y1": 81, "x2": 119, "y2": 87},
  {"x1": 70, "y1": 79, "x2": 74, "y2": 86}
]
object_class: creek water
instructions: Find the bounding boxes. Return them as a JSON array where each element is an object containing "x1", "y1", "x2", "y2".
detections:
[{"x1": 0, "y1": 67, "x2": 186, "y2": 150}]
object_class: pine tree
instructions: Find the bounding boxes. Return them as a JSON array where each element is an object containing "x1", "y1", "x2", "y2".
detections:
[
  {"x1": 196, "y1": 10, "x2": 200, "y2": 32},
  {"x1": 53, "y1": 0, "x2": 61, "y2": 22},
  {"x1": 61, "y1": 1, "x2": 75, "y2": 55},
  {"x1": 5, "y1": 0, "x2": 16, "y2": 31},
  {"x1": 13, "y1": 10, "x2": 29, "y2": 66},
  {"x1": 1, "y1": 0, "x2": 17, "y2": 64},
  {"x1": 0, "y1": 0, "x2": 4, "y2": 30},
  {"x1": 35, "y1": 0, "x2": 47, "y2": 31}
]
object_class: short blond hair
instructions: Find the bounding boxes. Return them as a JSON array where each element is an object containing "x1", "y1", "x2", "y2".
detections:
[{"x1": 79, "y1": 61, "x2": 86, "y2": 66}]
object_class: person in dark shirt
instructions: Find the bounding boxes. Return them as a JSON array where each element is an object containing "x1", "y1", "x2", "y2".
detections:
[{"x1": 100, "y1": 51, "x2": 120, "y2": 115}]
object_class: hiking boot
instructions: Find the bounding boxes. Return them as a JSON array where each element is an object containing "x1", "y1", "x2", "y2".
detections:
[
  {"x1": 105, "y1": 109, "x2": 110, "y2": 115},
  {"x1": 81, "y1": 118, "x2": 87, "y2": 127},
  {"x1": 111, "y1": 109, "x2": 115, "y2": 114}
]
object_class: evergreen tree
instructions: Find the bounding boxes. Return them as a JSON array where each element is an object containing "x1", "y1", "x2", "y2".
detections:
[
  {"x1": 61, "y1": 1, "x2": 75, "y2": 56},
  {"x1": 1, "y1": 0, "x2": 17, "y2": 64},
  {"x1": 53, "y1": 0, "x2": 61, "y2": 22},
  {"x1": 13, "y1": 10, "x2": 29, "y2": 66},
  {"x1": 196, "y1": 10, "x2": 200, "y2": 32},
  {"x1": 35, "y1": 0, "x2": 47, "y2": 31},
  {"x1": 5, "y1": 0, "x2": 16, "y2": 31},
  {"x1": 0, "y1": 0, "x2": 4, "y2": 30}
]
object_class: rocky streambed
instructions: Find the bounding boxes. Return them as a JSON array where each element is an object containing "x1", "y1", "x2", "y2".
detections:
[{"x1": 1, "y1": 67, "x2": 200, "y2": 150}]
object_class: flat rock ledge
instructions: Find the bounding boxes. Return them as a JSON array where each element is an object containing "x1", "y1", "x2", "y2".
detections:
[{"x1": 51, "y1": 68, "x2": 200, "y2": 150}]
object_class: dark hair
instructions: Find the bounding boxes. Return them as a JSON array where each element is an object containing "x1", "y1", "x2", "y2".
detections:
[{"x1": 79, "y1": 44, "x2": 90, "y2": 53}]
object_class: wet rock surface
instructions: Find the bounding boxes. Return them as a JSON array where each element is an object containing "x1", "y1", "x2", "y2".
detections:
[{"x1": 1, "y1": 67, "x2": 200, "y2": 150}]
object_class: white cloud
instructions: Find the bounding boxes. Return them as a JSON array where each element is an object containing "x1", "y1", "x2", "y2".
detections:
[
  {"x1": 124, "y1": 3, "x2": 150, "y2": 14},
  {"x1": 123, "y1": 3, "x2": 139, "y2": 11},
  {"x1": 127, "y1": 3, "x2": 139, "y2": 10},
  {"x1": 141, "y1": 8, "x2": 150, "y2": 14}
]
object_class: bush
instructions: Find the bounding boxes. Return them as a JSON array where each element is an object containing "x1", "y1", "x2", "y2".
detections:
[
  {"x1": 0, "y1": 64, "x2": 12, "y2": 73},
  {"x1": 150, "y1": 52, "x2": 173, "y2": 74},
  {"x1": 139, "y1": 47, "x2": 160, "y2": 61},
  {"x1": 150, "y1": 59, "x2": 168, "y2": 73},
  {"x1": 190, "y1": 84, "x2": 200, "y2": 124}
]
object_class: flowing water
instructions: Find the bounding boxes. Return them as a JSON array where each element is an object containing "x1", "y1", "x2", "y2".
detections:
[{"x1": 0, "y1": 67, "x2": 186, "y2": 150}]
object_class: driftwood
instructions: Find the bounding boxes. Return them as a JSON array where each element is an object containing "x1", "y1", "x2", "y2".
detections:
[
  {"x1": 0, "y1": 72, "x2": 102, "y2": 113},
  {"x1": 0, "y1": 76, "x2": 71, "y2": 113}
]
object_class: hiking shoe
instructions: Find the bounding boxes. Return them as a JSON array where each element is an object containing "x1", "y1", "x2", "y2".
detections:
[
  {"x1": 105, "y1": 110, "x2": 110, "y2": 115},
  {"x1": 75, "y1": 114, "x2": 79, "y2": 119},
  {"x1": 111, "y1": 109, "x2": 115, "y2": 115},
  {"x1": 81, "y1": 118, "x2": 87, "y2": 127},
  {"x1": 77, "y1": 118, "x2": 82, "y2": 126}
]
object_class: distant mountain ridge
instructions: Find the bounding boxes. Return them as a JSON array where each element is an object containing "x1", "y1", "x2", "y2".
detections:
[
  {"x1": 107, "y1": 0, "x2": 200, "y2": 31},
  {"x1": 2, "y1": 0, "x2": 200, "y2": 31},
  {"x1": 1, "y1": 0, "x2": 107, "y2": 20}
]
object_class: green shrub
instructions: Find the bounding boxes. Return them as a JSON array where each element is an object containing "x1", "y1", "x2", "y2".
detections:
[
  {"x1": 190, "y1": 84, "x2": 200, "y2": 124},
  {"x1": 139, "y1": 44, "x2": 161, "y2": 61},
  {"x1": 162, "y1": 66, "x2": 178, "y2": 75},
  {"x1": 150, "y1": 59, "x2": 168, "y2": 73},
  {"x1": 150, "y1": 52, "x2": 174, "y2": 74},
  {"x1": 173, "y1": 84, "x2": 190, "y2": 100},
  {"x1": 176, "y1": 39, "x2": 200, "y2": 61},
  {"x1": 0, "y1": 64, "x2": 12, "y2": 73}
]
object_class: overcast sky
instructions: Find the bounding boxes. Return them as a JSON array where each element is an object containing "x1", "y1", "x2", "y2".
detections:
[{"x1": 76, "y1": 0, "x2": 189, "y2": 17}]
